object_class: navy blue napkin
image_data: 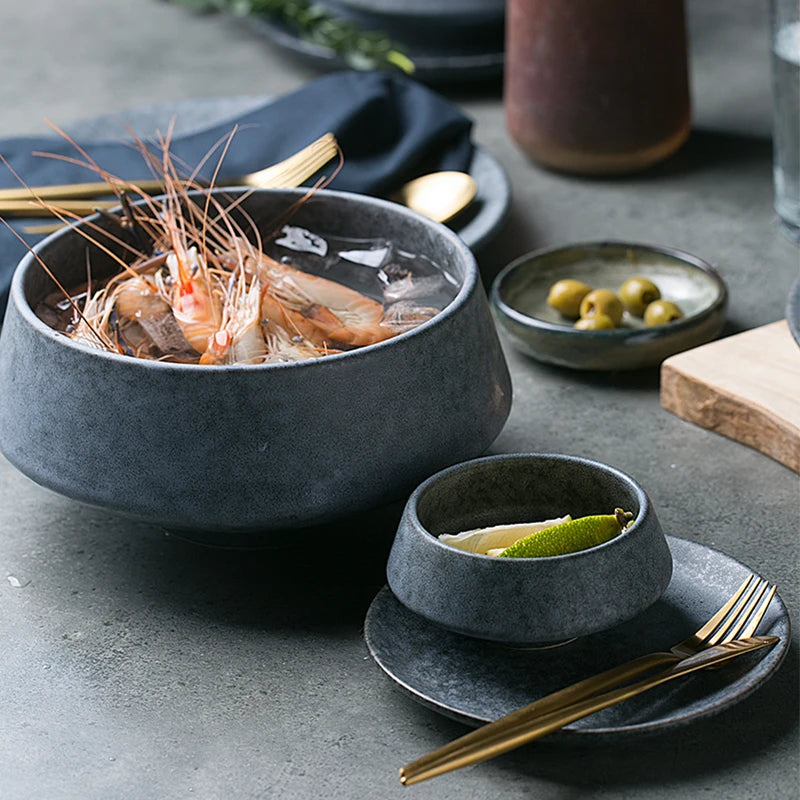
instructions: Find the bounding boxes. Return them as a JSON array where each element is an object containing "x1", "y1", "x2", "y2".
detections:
[{"x1": 0, "y1": 70, "x2": 473, "y2": 320}]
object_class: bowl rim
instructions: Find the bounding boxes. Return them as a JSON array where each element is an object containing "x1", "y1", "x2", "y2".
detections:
[
  {"x1": 490, "y1": 239, "x2": 728, "y2": 340},
  {"x1": 10, "y1": 186, "x2": 480, "y2": 372},
  {"x1": 404, "y1": 451, "x2": 652, "y2": 562}
]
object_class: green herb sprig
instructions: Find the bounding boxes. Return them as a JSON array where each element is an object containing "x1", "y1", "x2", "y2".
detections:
[{"x1": 174, "y1": 0, "x2": 415, "y2": 74}]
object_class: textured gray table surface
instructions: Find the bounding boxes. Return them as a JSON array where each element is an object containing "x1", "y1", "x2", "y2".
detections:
[{"x1": 0, "y1": 2, "x2": 797, "y2": 798}]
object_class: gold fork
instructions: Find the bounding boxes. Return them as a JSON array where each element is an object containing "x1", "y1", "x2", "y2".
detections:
[
  {"x1": 0, "y1": 131, "x2": 338, "y2": 220},
  {"x1": 400, "y1": 574, "x2": 777, "y2": 785}
]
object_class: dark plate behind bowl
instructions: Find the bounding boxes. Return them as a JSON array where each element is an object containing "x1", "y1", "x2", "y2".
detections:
[
  {"x1": 65, "y1": 98, "x2": 511, "y2": 255},
  {"x1": 247, "y1": 2, "x2": 505, "y2": 84},
  {"x1": 0, "y1": 188, "x2": 512, "y2": 536},
  {"x1": 491, "y1": 242, "x2": 728, "y2": 371}
]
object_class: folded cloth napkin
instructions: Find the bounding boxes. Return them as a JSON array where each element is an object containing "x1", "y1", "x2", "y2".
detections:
[{"x1": 0, "y1": 70, "x2": 473, "y2": 320}]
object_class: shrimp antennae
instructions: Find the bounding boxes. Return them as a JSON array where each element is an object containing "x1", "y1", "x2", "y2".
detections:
[
  {"x1": 0, "y1": 217, "x2": 111, "y2": 348},
  {"x1": 259, "y1": 142, "x2": 345, "y2": 243}
]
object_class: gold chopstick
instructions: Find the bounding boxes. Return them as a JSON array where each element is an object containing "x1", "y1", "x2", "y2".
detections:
[
  {"x1": 399, "y1": 636, "x2": 779, "y2": 785},
  {"x1": 0, "y1": 132, "x2": 339, "y2": 205},
  {"x1": 8, "y1": 132, "x2": 339, "y2": 231},
  {"x1": 0, "y1": 178, "x2": 166, "y2": 202},
  {"x1": 15, "y1": 222, "x2": 65, "y2": 235},
  {"x1": 0, "y1": 198, "x2": 118, "y2": 218}
]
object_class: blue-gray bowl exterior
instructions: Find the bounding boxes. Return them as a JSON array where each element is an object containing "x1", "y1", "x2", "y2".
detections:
[
  {"x1": 490, "y1": 241, "x2": 729, "y2": 371},
  {"x1": 787, "y1": 273, "x2": 800, "y2": 347},
  {"x1": 0, "y1": 188, "x2": 512, "y2": 533},
  {"x1": 386, "y1": 454, "x2": 673, "y2": 644}
]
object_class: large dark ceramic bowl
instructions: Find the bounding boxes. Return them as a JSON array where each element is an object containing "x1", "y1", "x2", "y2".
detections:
[
  {"x1": 0, "y1": 188, "x2": 512, "y2": 536},
  {"x1": 386, "y1": 453, "x2": 673, "y2": 645}
]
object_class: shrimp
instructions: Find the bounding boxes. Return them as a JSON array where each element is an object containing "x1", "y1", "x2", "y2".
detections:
[
  {"x1": 259, "y1": 292, "x2": 333, "y2": 363},
  {"x1": 68, "y1": 284, "x2": 115, "y2": 352},
  {"x1": 199, "y1": 275, "x2": 267, "y2": 365},
  {"x1": 231, "y1": 277, "x2": 268, "y2": 364},
  {"x1": 20, "y1": 126, "x2": 441, "y2": 365},
  {"x1": 164, "y1": 244, "x2": 221, "y2": 354},
  {"x1": 112, "y1": 275, "x2": 194, "y2": 359},
  {"x1": 253, "y1": 253, "x2": 394, "y2": 349},
  {"x1": 380, "y1": 301, "x2": 440, "y2": 333}
]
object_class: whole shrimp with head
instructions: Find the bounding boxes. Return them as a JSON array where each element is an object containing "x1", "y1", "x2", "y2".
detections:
[{"x1": 21, "y1": 127, "x2": 445, "y2": 364}]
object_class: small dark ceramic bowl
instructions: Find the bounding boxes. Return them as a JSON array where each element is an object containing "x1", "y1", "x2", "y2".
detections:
[
  {"x1": 491, "y1": 241, "x2": 728, "y2": 371},
  {"x1": 0, "y1": 188, "x2": 512, "y2": 537},
  {"x1": 386, "y1": 453, "x2": 673, "y2": 645}
]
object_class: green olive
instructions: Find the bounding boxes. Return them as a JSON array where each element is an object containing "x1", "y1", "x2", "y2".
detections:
[
  {"x1": 644, "y1": 299, "x2": 684, "y2": 326},
  {"x1": 619, "y1": 276, "x2": 661, "y2": 317},
  {"x1": 547, "y1": 279, "x2": 592, "y2": 319},
  {"x1": 579, "y1": 289, "x2": 623, "y2": 326},
  {"x1": 574, "y1": 313, "x2": 616, "y2": 330}
]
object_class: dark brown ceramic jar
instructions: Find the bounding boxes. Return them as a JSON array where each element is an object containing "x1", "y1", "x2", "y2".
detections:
[{"x1": 505, "y1": 0, "x2": 691, "y2": 174}]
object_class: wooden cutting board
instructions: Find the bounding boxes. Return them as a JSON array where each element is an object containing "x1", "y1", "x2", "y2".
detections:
[{"x1": 660, "y1": 320, "x2": 800, "y2": 473}]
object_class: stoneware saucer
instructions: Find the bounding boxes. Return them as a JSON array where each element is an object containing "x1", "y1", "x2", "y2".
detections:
[
  {"x1": 365, "y1": 536, "x2": 790, "y2": 740},
  {"x1": 490, "y1": 241, "x2": 728, "y2": 371}
]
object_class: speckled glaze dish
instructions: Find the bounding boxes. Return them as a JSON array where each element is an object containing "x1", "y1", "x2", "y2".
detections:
[
  {"x1": 0, "y1": 188, "x2": 512, "y2": 536},
  {"x1": 386, "y1": 453, "x2": 673, "y2": 645},
  {"x1": 366, "y1": 536, "x2": 790, "y2": 740},
  {"x1": 490, "y1": 241, "x2": 728, "y2": 371},
  {"x1": 787, "y1": 273, "x2": 800, "y2": 347}
]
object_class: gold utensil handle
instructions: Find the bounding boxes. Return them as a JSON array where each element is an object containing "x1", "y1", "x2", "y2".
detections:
[
  {"x1": 0, "y1": 178, "x2": 166, "y2": 202},
  {"x1": 399, "y1": 650, "x2": 679, "y2": 781},
  {"x1": 9, "y1": 132, "x2": 338, "y2": 226},
  {"x1": 0, "y1": 198, "x2": 119, "y2": 217},
  {"x1": 0, "y1": 132, "x2": 338, "y2": 204},
  {"x1": 399, "y1": 636, "x2": 779, "y2": 786}
]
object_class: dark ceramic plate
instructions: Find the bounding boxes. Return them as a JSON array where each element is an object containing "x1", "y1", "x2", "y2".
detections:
[
  {"x1": 364, "y1": 536, "x2": 790, "y2": 740},
  {"x1": 490, "y1": 241, "x2": 728, "y2": 371},
  {"x1": 67, "y1": 98, "x2": 510, "y2": 254},
  {"x1": 247, "y1": 15, "x2": 504, "y2": 84},
  {"x1": 787, "y1": 273, "x2": 800, "y2": 347}
]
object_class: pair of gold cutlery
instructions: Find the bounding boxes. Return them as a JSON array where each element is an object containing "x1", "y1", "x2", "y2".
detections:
[
  {"x1": 400, "y1": 575, "x2": 778, "y2": 785},
  {"x1": 0, "y1": 132, "x2": 341, "y2": 232},
  {"x1": 0, "y1": 131, "x2": 477, "y2": 231}
]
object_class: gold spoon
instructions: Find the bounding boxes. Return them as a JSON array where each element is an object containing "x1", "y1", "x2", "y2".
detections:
[
  {"x1": 19, "y1": 170, "x2": 479, "y2": 234},
  {"x1": 392, "y1": 170, "x2": 477, "y2": 224}
]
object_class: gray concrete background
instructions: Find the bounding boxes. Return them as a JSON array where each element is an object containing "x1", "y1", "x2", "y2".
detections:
[{"x1": 0, "y1": 1, "x2": 798, "y2": 798}]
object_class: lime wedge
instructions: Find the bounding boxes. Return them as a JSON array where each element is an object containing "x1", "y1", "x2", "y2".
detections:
[
  {"x1": 438, "y1": 516, "x2": 570, "y2": 555},
  {"x1": 498, "y1": 509, "x2": 633, "y2": 558}
]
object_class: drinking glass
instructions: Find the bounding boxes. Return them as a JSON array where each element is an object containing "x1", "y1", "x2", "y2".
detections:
[{"x1": 771, "y1": 0, "x2": 800, "y2": 243}]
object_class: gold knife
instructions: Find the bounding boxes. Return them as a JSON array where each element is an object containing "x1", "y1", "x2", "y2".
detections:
[{"x1": 399, "y1": 635, "x2": 779, "y2": 785}]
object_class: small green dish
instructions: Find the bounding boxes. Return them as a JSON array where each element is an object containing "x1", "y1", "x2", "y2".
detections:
[{"x1": 490, "y1": 241, "x2": 728, "y2": 371}]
